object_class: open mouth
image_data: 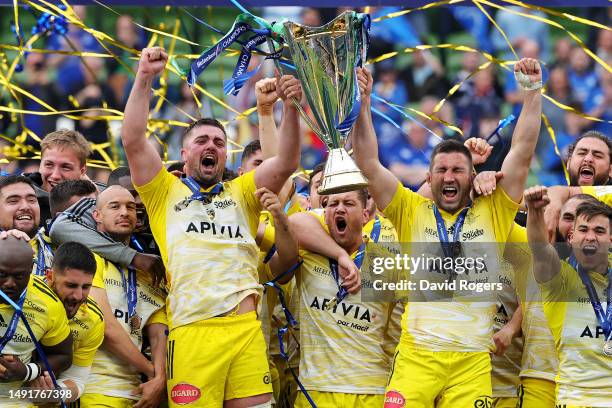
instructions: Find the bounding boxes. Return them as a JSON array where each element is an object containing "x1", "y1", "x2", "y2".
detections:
[
  {"x1": 581, "y1": 245, "x2": 598, "y2": 256},
  {"x1": 442, "y1": 186, "x2": 458, "y2": 199},
  {"x1": 201, "y1": 154, "x2": 216, "y2": 171},
  {"x1": 579, "y1": 166, "x2": 594, "y2": 181},
  {"x1": 335, "y1": 217, "x2": 347, "y2": 233},
  {"x1": 15, "y1": 213, "x2": 33, "y2": 222}
]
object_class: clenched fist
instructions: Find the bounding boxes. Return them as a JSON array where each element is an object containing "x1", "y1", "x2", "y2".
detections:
[
  {"x1": 138, "y1": 47, "x2": 168, "y2": 78},
  {"x1": 524, "y1": 186, "x2": 550, "y2": 211},
  {"x1": 276, "y1": 75, "x2": 302, "y2": 102},
  {"x1": 255, "y1": 78, "x2": 279, "y2": 115}
]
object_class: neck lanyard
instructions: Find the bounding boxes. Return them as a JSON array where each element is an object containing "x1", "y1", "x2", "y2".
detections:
[
  {"x1": 34, "y1": 230, "x2": 53, "y2": 277},
  {"x1": 0, "y1": 290, "x2": 26, "y2": 353},
  {"x1": 115, "y1": 263, "x2": 140, "y2": 331},
  {"x1": 130, "y1": 235, "x2": 144, "y2": 253},
  {"x1": 432, "y1": 205, "x2": 470, "y2": 259},
  {"x1": 328, "y1": 242, "x2": 366, "y2": 307},
  {"x1": 370, "y1": 215, "x2": 381, "y2": 244},
  {"x1": 568, "y1": 255, "x2": 612, "y2": 338},
  {"x1": 181, "y1": 177, "x2": 223, "y2": 203}
]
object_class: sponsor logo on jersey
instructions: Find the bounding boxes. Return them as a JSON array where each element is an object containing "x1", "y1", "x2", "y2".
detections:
[
  {"x1": 473, "y1": 395, "x2": 492, "y2": 407},
  {"x1": 309, "y1": 297, "x2": 372, "y2": 322},
  {"x1": 185, "y1": 222, "x2": 244, "y2": 239},
  {"x1": 384, "y1": 390, "x2": 405, "y2": 408},
  {"x1": 170, "y1": 383, "x2": 201, "y2": 405},
  {"x1": 580, "y1": 325, "x2": 608, "y2": 339}
]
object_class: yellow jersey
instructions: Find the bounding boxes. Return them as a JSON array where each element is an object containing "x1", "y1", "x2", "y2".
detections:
[
  {"x1": 382, "y1": 182, "x2": 519, "y2": 351},
  {"x1": 0, "y1": 276, "x2": 71, "y2": 407},
  {"x1": 581, "y1": 186, "x2": 612, "y2": 206},
  {"x1": 506, "y1": 225, "x2": 558, "y2": 381},
  {"x1": 491, "y1": 260, "x2": 523, "y2": 397},
  {"x1": 296, "y1": 246, "x2": 393, "y2": 394},
  {"x1": 540, "y1": 260, "x2": 612, "y2": 406},
  {"x1": 69, "y1": 298, "x2": 104, "y2": 368},
  {"x1": 135, "y1": 168, "x2": 262, "y2": 329},
  {"x1": 84, "y1": 255, "x2": 167, "y2": 400}
]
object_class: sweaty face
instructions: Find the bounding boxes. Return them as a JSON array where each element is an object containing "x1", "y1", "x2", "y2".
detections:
[
  {"x1": 49, "y1": 268, "x2": 93, "y2": 319},
  {"x1": 181, "y1": 125, "x2": 227, "y2": 187},
  {"x1": 428, "y1": 152, "x2": 473, "y2": 213},
  {"x1": 0, "y1": 183, "x2": 40, "y2": 237},
  {"x1": 324, "y1": 192, "x2": 368, "y2": 251},
  {"x1": 94, "y1": 187, "x2": 137, "y2": 241},
  {"x1": 569, "y1": 214, "x2": 611, "y2": 271},
  {"x1": 308, "y1": 172, "x2": 324, "y2": 209},
  {"x1": 39, "y1": 147, "x2": 85, "y2": 192},
  {"x1": 568, "y1": 138, "x2": 611, "y2": 186}
]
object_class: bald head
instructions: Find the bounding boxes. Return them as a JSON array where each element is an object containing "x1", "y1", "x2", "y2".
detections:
[
  {"x1": 93, "y1": 186, "x2": 137, "y2": 242},
  {"x1": 0, "y1": 236, "x2": 33, "y2": 302}
]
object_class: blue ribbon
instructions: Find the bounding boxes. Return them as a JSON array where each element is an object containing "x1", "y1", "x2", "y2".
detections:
[
  {"x1": 432, "y1": 205, "x2": 470, "y2": 259},
  {"x1": 117, "y1": 265, "x2": 139, "y2": 322},
  {"x1": 370, "y1": 215, "x2": 381, "y2": 244},
  {"x1": 328, "y1": 242, "x2": 366, "y2": 305},
  {"x1": 485, "y1": 114, "x2": 516, "y2": 142},
  {"x1": 568, "y1": 255, "x2": 612, "y2": 338},
  {"x1": 130, "y1": 235, "x2": 144, "y2": 253},
  {"x1": 0, "y1": 288, "x2": 66, "y2": 408},
  {"x1": 34, "y1": 230, "x2": 53, "y2": 277},
  {"x1": 181, "y1": 176, "x2": 224, "y2": 203},
  {"x1": 223, "y1": 33, "x2": 269, "y2": 96},
  {"x1": 0, "y1": 290, "x2": 26, "y2": 353}
]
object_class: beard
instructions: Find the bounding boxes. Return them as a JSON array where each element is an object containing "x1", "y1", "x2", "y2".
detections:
[
  {"x1": 569, "y1": 170, "x2": 610, "y2": 186},
  {"x1": 187, "y1": 161, "x2": 222, "y2": 188},
  {"x1": 13, "y1": 222, "x2": 38, "y2": 239}
]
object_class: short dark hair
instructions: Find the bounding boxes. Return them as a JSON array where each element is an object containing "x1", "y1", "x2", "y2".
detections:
[
  {"x1": 52, "y1": 242, "x2": 97, "y2": 275},
  {"x1": 241, "y1": 140, "x2": 262, "y2": 166},
  {"x1": 574, "y1": 201, "x2": 612, "y2": 228},
  {"x1": 0, "y1": 175, "x2": 36, "y2": 196},
  {"x1": 567, "y1": 194, "x2": 600, "y2": 206},
  {"x1": 107, "y1": 166, "x2": 131, "y2": 186},
  {"x1": 166, "y1": 161, "x2": 185, "y2": 173},
  {"x1": 308, "y1": 162, "x2": 326, "y2": 194},
  {"x1": 223, "y1": 167, "x2": 238, "y2": 181},
  {"x1": 181, "y1": 118, "x2": 227, "y2": 146},
  {"x1": 355, "y1": 188, "x2": 368, "y2": 208},
  {"x1": 49, "y1": 180, "x2": 97, "y2": 215},
  {"x1": 429, "y1": 139, "x2": 473, "y2": 170},
  {"x1": 567, "y1": 131, "x2": 612, "y2": 163}
]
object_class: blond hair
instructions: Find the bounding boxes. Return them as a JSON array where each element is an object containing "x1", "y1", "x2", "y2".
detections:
[{"x1": 41, "y1": 129, "x2": 92, "y2": 166}]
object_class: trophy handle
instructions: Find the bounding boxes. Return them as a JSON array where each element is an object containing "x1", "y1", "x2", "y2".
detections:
[{"x1": 266, "y1": 38, "x2": 328, "y2": 143}]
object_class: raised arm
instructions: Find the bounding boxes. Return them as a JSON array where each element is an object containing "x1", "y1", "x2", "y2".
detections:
[
  {"x1": 353, "y1": 68, "x2": 399, "y2": 210},
  {"x1": 256, "y1": 188, "x2": 298, "y2": 283},
  {"x1": 525, "y1": 186, "x2": 561, "y2": 283},
  {"x1": 122, "y1": 47, "x2": 167, "y2": 187},
  {"x1": 253, "y1": 75, "x2": 302, "y2": 195},
  {"x1": 255, "y1": 78, "x2": 295, "y2": 203},
  {"x1": 499, "y1": 58, "x2": 542, "y2": 202}
]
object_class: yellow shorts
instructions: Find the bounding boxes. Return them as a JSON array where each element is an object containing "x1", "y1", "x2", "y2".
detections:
[
  {"x1": 294, "y1": 390, "x2": 384, "y2": 408},
  {"x1": 493, "y1": 397, "x2": 518, "y2": 408},
  {"x1": 517, "y1": 377, "x2": 555, "y2": 408},
  {"x1": 79, "y1": 394, "x2": 134, "y2": 407},
  {"x1": 385, "y1": 345, "x2": 492, "y2": 408},
  {"x1": 167, "y1": 311, "x2": 272, "y2": 407}
]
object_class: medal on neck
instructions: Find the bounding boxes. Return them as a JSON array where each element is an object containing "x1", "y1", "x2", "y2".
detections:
[
  {"x1": 568, "y1": 256, "x2": 612, "y2": 357},
  {"x1": 117, "y1": 264, "x2": 140, "y2": 331}
]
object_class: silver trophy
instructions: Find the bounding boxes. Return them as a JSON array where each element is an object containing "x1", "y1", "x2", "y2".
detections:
[{"x1": 272, "y1": 11, "x2": 370, "y2": 195}]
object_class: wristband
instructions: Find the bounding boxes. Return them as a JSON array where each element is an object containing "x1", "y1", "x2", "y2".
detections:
[
  {"x1": 23, "y1": 362, "x2": 41, "y2": 381},
  {"x1": 514, "y1": 70, "x2": 542, "y2": 91}
]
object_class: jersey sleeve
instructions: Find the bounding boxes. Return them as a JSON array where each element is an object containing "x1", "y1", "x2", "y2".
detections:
[
  {"x1": 539, "y1": 261, "x2": 570, "y2": 304},
  {"x1": 382, "y1": 181, "x2": 428, "y2": 240},
  {"x1": 233, "y1": 170, "x2": 262, "y2": 226},
  {"x1": 92, "y1": 255, "x2": 107, "y2": 289},
  {"x1": 581, "y1": 186, "x2": 612, "y2": 206},
  {"x1": 486, "y1": 186, "x2": 521, "y2": 242},
  {"x1": 73, "y1": 315, "x2": 104, "y2": 367},
  {"x1": 40, "y1": 295, "x2": 71, "y2": 347},
  {"x1": 146, "y1": 306, "x2": 168, "y2": 326}
]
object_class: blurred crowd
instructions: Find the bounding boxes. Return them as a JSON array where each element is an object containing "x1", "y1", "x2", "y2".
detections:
[{"x1": 0, "y1": 5, "x2": 610, "y2": 190}]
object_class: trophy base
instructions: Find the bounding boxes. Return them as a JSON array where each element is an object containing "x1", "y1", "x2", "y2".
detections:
[{"x1": 318, "y1": 148, "x2": 369, "y2": 195}]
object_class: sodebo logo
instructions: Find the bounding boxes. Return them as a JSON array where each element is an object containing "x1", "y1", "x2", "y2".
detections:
[{"x1": 171, "y1": 383, "x2": 201, "y2": 405}]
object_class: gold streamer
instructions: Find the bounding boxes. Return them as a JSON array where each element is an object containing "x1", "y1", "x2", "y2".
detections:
[{"x1": 541, "y1": 113, "x2": 570, "y2": 186}]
